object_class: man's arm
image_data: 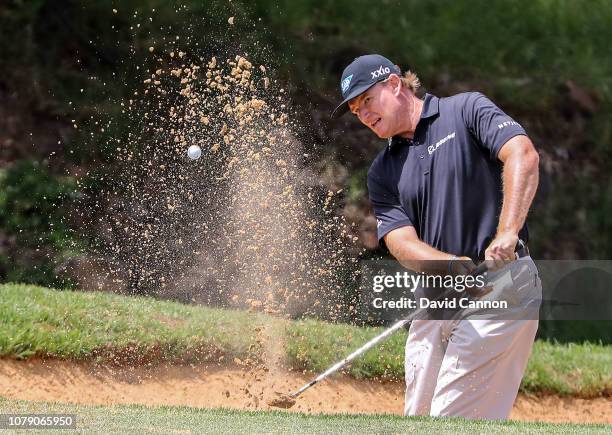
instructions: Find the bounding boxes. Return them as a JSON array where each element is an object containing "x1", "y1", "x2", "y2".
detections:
[
  {"x1": 384, "y1": 226, "x2": 475, "y2": 275},
  {"x1": 485, "y1": 135, "x2": 539, "y2": 266}
]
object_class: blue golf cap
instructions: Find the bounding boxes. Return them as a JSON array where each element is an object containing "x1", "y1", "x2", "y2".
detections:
[{"x1": 331, "y1": 54, "x2": 401, "y2": 118}]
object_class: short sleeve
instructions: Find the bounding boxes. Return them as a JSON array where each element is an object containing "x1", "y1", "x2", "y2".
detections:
[
  {"x1": 367, "y1": 167, "x2": 413, "y2": 244},
  {"x1": 462, "y1": 92, "x2": 528, "y2": 160}
]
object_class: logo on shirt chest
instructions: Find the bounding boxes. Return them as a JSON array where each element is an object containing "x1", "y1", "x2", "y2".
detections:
[{"x1": 427, "y1": 132, "x2": 456, "y2": 155}]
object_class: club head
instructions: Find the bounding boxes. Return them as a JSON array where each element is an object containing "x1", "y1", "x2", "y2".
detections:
[{"x1": 266, "y1": 391, "x2": 297, "y2": 409}]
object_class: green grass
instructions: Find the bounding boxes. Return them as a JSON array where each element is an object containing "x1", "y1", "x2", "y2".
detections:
[
  {"x1": 0, "y1": 283, "x2": 267, "y2": 363},
  {"x1": 286, "y1": 319, "x2": 612, "y2": 397},
  {"x1": 285, "y1": 318, "x2": 406, "y2": 380},
  {"x1": 1, "y1": 283, "x2": 611, "y2": 397},
  {"x1": 0, "y1": 398, "x2": 608, "y2": 434},
  {"x1": 523, "y1": 341, "x2": 612, "y2": 396}
]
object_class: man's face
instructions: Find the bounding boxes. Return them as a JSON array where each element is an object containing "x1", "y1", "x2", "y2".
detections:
[{"x1": 348, "y1": 78, "x2": 403, "y2": 139}]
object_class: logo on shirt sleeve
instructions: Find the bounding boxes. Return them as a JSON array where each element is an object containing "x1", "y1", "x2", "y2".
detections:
[
  {"x1": 497, "y1": 120, "x2": 520, "y2": 129},
  {"x1": 377, "y1": 219, "x2": 382, "y2": 228}
]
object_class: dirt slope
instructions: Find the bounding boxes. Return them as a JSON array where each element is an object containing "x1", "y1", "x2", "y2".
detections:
[{"x1": 0, "y1": 359, "x2": 609, "y2": 424}]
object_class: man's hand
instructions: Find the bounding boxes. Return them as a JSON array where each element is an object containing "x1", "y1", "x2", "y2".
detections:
[
  {"x1": 449, "y1": 256, "x2": 492, "y2": 297},
  {"x1": 449, "y1": 256, "x2": 478, "y2": 276},
  {"x1": 485, "y1": 231, "x2": 518, "y2": 270}
]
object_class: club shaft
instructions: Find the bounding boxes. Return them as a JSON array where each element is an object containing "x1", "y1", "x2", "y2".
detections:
[
  {"x1": 289, "y1": 262, "x2": 490, "y2": 399},
  {"x1": 289, "y1": 320, "x2": 409, "y2": 398}
]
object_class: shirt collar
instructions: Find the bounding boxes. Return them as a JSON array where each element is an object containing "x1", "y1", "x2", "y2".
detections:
[
  {"x1": 388, "y1": 93, "x2": 439, "y2": 149},
  {"x1": 420, "y1": 93, "x2": 440, "y2": 119}
]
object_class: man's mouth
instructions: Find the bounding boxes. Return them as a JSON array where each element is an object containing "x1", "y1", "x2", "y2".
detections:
[{"x1": 371, "y1": 118, "x2": 381, "y2": 129}]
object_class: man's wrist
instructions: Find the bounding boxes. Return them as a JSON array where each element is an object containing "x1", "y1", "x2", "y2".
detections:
[
  {"x1": 495, "y1": 227, "x2": 520, "y2": 238},
  {"x1": 495, "y1": 229, "x2": 519, "y2": 239}
]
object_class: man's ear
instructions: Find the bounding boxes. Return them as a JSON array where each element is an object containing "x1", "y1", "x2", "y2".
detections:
[{"x1": 387, "y1": 74, "x2": 402, "y2": 96}]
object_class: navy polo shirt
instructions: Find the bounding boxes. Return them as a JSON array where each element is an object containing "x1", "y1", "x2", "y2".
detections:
[{"x1": 367, "y1": 92, "x2": 529, "y2": 260}]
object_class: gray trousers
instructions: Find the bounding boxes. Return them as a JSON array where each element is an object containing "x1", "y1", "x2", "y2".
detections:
[{"x1": 404, "y1": 257, "x2": 541, "y2": 419}]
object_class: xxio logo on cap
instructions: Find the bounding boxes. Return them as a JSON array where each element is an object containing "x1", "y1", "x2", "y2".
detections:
[
  {"x1": 341, "y1": 74, "x2": 353, "y2": 94},
  {"x1": 370, "y1": 65, "x2": 390, "y2": 79}
]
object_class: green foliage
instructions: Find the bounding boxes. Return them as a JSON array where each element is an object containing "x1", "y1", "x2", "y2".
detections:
[
  {"x1": 0, "y1": 161, "x2": 70, "y2": 245},
  {"x1": 0, "y1": 161, "x2": 78, "y2": 286},
  {"x1": 253, "y1": 0, "x2": 612, "y2": 94},
  {"x1": 345, "y1": 167, "x2": 368, "y2": 204}
]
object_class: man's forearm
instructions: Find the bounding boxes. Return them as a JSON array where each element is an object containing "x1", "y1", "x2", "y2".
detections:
[
  {"x1": 385, "y1": 235, "x2": 454, "y2": 274},
  {"x1": 498, "y1": 140, "x2": 539, "y2": 235}
]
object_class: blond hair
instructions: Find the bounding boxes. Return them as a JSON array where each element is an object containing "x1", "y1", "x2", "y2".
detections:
[{"x1": 401, "y1": 70, "x2": 421, "y2": 93}]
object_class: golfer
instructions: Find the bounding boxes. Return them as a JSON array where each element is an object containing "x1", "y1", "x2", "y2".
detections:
[{"x1": 332, "y1": 54, "x2": 541, "y2": 419}]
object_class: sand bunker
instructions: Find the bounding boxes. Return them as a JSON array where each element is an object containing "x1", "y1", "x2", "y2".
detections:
[{"x1": 0, "y1": 358, "x2": 609, "y2": 424}]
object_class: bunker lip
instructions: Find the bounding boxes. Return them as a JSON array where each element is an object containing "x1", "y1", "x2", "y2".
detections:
[{"x1": 0, "y1": 358, "x2": 610, "y2": 424}]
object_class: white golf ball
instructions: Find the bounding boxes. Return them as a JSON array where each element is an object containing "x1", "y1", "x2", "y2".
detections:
[{"x1": 187, "y1": 145, "x2": 202, "y2": 160}]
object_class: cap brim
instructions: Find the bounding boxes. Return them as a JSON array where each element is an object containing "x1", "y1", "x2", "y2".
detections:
[{"x1": 330, "y1": 82, "x2": 378, "y2": 119}]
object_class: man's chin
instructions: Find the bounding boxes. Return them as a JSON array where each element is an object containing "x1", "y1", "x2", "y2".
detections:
[{"x1": 370, "y1": 127, "x2": 388, "y2": 139}]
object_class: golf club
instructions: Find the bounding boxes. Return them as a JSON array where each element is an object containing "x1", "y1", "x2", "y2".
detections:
[{"x1": 268, "y1": 260, "x2": 491, "y2": 408}]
